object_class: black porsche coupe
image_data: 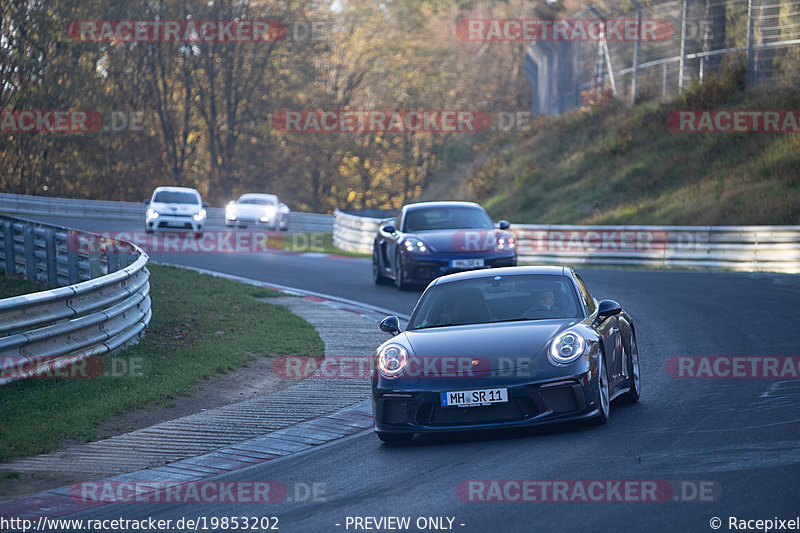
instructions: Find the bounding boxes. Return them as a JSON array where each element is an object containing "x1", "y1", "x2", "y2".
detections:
[{"x1": 371, "y1": 266, "x2": 641, "y2": 443}]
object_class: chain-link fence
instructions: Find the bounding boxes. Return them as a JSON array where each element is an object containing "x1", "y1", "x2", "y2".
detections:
[{"x1": 525, "y1": 0, "x2": 800, "y2": 114}]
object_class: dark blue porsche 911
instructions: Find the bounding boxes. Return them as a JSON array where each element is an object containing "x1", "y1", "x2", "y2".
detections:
[
  {"x1": 371, "y1": 201, "x2": 517, "y2": 290},
  {"x1": 371, "y1": 266, "x2": 641, "y2": 443}
]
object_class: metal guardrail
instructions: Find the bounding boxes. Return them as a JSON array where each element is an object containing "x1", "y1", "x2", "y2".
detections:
[
  {"x1": 0, "y1": 216, "x2": 151, "y2": 385},
  {"x1": 0, "y1": 192, "x2": 334, "y2": 233},
  {"x1": 290, "y1": 211, "x2": 336, "y2": 233},
  {"x1": 332, "y1": 210, "x2": 800, "y2": 273},
  {"x1": 333, "y1": 210, "x2": 391, "y2": 255},
  {"x1": 526, "y1": 0, "x2": 800, "y2": 116}
]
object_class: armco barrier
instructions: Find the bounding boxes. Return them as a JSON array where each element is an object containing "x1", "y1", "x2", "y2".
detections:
[
  {"x1": 333, "y1": 210, "x2": 391, "y2": 254},
  {"x1": 0, "y1": 192, "x2": 334, "y2": 233},
  {"x1": 0, "y1": 216, "x2": 151, "y2": 385},
  {"x1": 332, "y1": 210, "x2": 800, "y2": 273}
]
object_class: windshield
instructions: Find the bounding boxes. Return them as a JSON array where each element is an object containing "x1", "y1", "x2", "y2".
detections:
[
  {"x1": 408, "y1": 274, "x2": 583, "y2": 330},
  {"x1": 402, "y1": 206, "x2": 494, "y2": 232},
  {"x1": 152, "y1": 191, "x2": 200, "y2": 205},
  {"x1": 239, "y1": 197, "x2": 276, "y2": 205}
]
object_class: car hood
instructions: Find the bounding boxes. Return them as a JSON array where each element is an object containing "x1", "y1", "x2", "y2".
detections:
[
  {"x1": 235, "y1": 203, "x2": 276, "y2": 216},
  {"x1": 401, "y1": 320, "x2": 575, "y2": 376},
  {"x1": 150, "y1": 202, "x2": 201, "y2": 215},
  {"x1": 409, "y1": 229, "x2": 513, "y2": 254}
]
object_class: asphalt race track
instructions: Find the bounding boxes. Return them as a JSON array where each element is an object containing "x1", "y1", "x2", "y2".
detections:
[{"x1": 14, "y1": 215, "x2": 800, "y2": 532}]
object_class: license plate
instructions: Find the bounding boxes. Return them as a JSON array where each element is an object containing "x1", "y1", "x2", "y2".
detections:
[
  {"x1": 441, "y1": 388, "x2": 508, "y2": 407},
  {"x1": 450, "y1": 258, "x2": 484, "y2": 268}
]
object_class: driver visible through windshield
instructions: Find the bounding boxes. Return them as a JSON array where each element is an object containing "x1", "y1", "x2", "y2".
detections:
[{"x1": 409, "y1": 274, "x2": 583, "y2": 329}]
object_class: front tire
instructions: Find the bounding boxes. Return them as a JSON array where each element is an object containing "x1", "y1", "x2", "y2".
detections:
[
  {"x1": 619, "y1": 329, "x2": 641, "y2": 404},
  {"x1": 377, "y1": 432, "x2": 413, "y2": 444},
  {"x1": 372, "y1": 246, "x2": 391, "y2": 285},
  {"x1": 592, "y1": 348, "x2": 610, "y2": 425},
  {"x1": 394, "y1": 250, "x2": 410, "y2": 291}
]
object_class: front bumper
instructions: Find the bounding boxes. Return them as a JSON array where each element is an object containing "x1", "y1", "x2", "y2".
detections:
[
  {"x1": 372, "y1": 363, "x2": 600, "y2": 434},
  {"x1": 226, "y1": 214, "x2": 287, "y2": 230},
  {"x1": 400, "y1": 252, "x2": 517, "y2": 284},
  {"x1": 146, "y1": 215, "x2": 204, "y2": 232},
  {"x1": 225, "y1": 216, "x2": 277, "y2": 229}
]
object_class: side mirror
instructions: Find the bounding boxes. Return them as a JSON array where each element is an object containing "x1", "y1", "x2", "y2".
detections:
[
  {"x1": 498, "y1": 220, "x2": 510, "y2": 230},
  {"x1": 379, "y1": 315, "x2": 401, "y2": 336},
  {"x1": 381, "y1": 224, "x2": 396, "y2": 234},
  {"x1": 202, "y1": 202, "x2": 210, "y2": 208},
  {"x1": 143, "y1": 199, "x2": 150, "y2": 204},
  {"x1": 595, "y1": 299, "x2": 622, "y2": 323}
]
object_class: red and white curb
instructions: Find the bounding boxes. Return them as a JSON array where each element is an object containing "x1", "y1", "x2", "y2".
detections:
[
  {"x1": 0, "y1": 402, "x2": 373, "y2": 522},
  {"x1": 0, "y1": 268, "x2": 405, "y2": 522}
]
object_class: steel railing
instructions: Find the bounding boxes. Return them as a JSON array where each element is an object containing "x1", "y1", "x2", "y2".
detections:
[
  {"x1": 333, "y1": 210, "x2": 391, "y2": 255},
  {"x1": 0, "y1": 216, "x2": 151, "y2": 385},
  {"x1": 332, "y1": 210, "x2": 800, "y2": 273},
  {"x1": 0, "y1": 192, "x2": 334, "y2": 233}
]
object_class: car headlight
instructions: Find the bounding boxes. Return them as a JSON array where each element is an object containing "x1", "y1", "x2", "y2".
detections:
[
  {"x1": 403, "y1": 238, "x2": 430, "y2": 254},
  {"x1": 146, "y1": 208, "x2": 159, "y2": 220},
  {"x1": 377, "y1": 343, "x2": 408, "y2": 378},
  {"x1": 225, "y1": 202, "x2": 237, "y2": 219},
  {"x1": 497, "y1": 234, "x2": 516, "y2": 251},
  {"x1": 261, "y1": 205, "x2": 277, "y2": 222},
  {"x1": 193, "y1": 209, "x2": 207, "y2": 222},
  {"x1": 549, "y1": 330, "x2": 586, "y2": 364}
]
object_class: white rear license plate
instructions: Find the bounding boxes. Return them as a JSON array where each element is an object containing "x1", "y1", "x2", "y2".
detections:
[
  {"x1": 450, "y1": 258, "x2": 485, "y2": 268},
  {"x1": 441, "y1": 388, "x2": 508, "y2": 407}
]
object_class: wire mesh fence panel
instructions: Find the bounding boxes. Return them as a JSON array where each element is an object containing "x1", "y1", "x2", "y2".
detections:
[{"x1": 525, "y1": 0, "x2": 799, "y2": 114}]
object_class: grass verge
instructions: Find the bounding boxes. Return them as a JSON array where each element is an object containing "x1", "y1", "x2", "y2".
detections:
[
  {"x1": 454, "y1": 72, "x2": 800, "y2": 225},
  {"x1": 284, "y1": 231, "x2": 370, "y2": 258},
  {"x1": 0, "y1": 263, "x2": 324, "y2": 462},
  {"x1": 0, "y1": 275, "x2": 48, "y2": 300}
]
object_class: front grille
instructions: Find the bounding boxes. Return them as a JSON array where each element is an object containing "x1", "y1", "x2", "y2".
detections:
[
  {"x1": 412, "y1": 264, "x2": 440, "y2": 279},
  {"x1": 156, "y1": 221, "x2": 192, "y2": 229},
  {"x1": 421, "y1": 397, "x2": 538, "y2": 426},
  {"x1": 538, "y1": 383, "x2": 585, "y2": 413},
  {"x1": 382, "y1": 399, "x2": 413, "y2": 424},
  {"x1": 487, "y1": 256, "x2": 517, "y2": 267}
]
